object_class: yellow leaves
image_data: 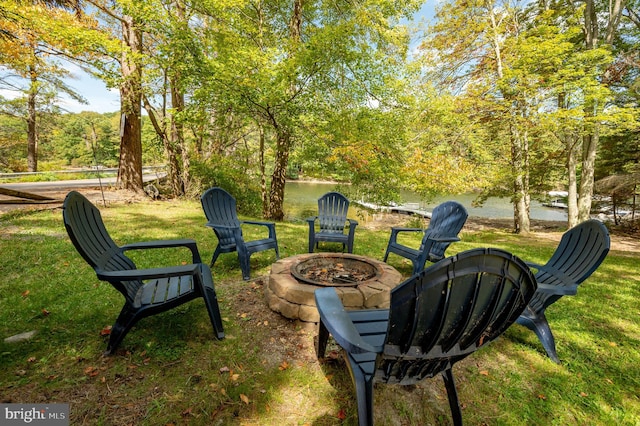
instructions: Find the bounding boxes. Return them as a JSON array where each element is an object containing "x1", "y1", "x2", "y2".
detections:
[
  {"x1": 279, "y1": 360, "x2": 290, "y2": 371},
  {"x1": 240, "y1": 394, "x2": 250, "y2": 404}
]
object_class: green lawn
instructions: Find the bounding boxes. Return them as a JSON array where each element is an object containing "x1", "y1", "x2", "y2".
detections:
[{"x1": 1, "y1": 197, "x2": 639, "y2": 425}]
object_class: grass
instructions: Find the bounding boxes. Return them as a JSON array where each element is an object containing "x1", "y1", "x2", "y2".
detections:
[{"x1": 1, "y1": 197, "x2": 639, "y2": 425}]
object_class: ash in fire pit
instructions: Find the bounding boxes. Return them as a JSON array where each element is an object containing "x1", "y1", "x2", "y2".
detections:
[
  {"x1": 267, "y1": 253, "x2": 403, "y2": 322},
  {"x1": 291, "y1": 254, "x2": 378, "y2": 286}
]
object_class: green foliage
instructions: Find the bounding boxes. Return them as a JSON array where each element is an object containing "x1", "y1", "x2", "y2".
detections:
[
  {"x1": 0, "y1": 112, "x2": 26, "y2": 172},
  {"x1": 190, "y1": 155, "x2": 263, "y2": 217}
]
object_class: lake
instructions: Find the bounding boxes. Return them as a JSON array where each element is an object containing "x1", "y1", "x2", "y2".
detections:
[{"x1": 284, "y1": 181, "x2": 568, "y2": 222}]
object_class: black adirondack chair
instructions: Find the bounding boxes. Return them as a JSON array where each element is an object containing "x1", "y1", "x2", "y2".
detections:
[
  {"x1": 201, "y1": 187, "x2": 279, "y2": 280},
  {"x1": 307, "y1": 192, "x2": 358, "y2": 253},
  {"x1": 516, "y1": 219, "x2": 610, "y2": 363},
  {"x1": 383, "y1": 201, "x2": 468, "y2": 274},
  {"x1": 315, "y1": 248, "x2": 537, "y2": 426},
  {"x1": 62, "y1": 191, "x2": 224, "y2": 355}
]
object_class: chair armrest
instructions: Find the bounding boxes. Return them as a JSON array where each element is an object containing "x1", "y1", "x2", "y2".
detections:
[
  {"x1": 306, "y1": 216, "x2": 318, "y2": 224},
  {"x1": 525, "y1": 261, "x2": 544, "y2": 271},
  {"x1": 426, "y1": 233, "x2": 460, "y2": 243},
  {"x1": 205, "y1": 223, "x2": 236, "y2": 230},
  {"x1": 243, "y1": 220, "x2": 275, "y2": 227},
  {"x1": 96, "y1": 264, "x2": 201, "y2": 281},
  {"x1": 387, "y1": 227, "x2": 423, "y2": 245},
  {"x1": 243, "y1": 220, "x2": 277, "y2": 239},
  {"x1": 389, "y1": 227, "x2": 423, "y2": 237},
  {"x1": 535, "y1": 282, "x2": 578, "y2": 296},
  {"x1": 315, "y1": 288, "x2": 383, "y2": 354},
  {"x1": 121, "y1": 239, "x2": 201, "y2": 263},
  {"x1": 346, "y1": 218, "x2": 358, "y2": 226}
]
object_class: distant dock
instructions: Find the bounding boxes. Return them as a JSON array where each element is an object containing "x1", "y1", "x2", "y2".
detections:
[{"x1": 354, "y1": 201, "x2": 433, "y2": 218}]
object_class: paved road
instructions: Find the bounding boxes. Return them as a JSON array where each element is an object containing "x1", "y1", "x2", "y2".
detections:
[{"x1": 1, "y1": 173, "x2": 165, "y2": 192}]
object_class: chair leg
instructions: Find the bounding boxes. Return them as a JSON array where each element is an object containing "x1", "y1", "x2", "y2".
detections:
[
  {"x1": 237, "y1": 246, "x2": 251, "y2": 281},
  {"x1": 316, "y1": 320, "x2": 330, "y2": 359},
  {"x1": 106, "y1": 305, "x2": 139, "y2": 355},
  {"x1": 308, "y1": 227, "x2": 315, "y2": 253},
  {"x1": 351, "y1": 365, "x2": 375, "y2": 426},
  {"x1": 516, "y1": 312, "x2": 561, "y2": 363},
  {"x1": 442, "y1": 368, "x2": 463, "y2": 426},
  {"x1": 198, "y1": 265, "x2": 225, "y2": 340},
  {"x1": 210, "y1": 246, "x2": 222, "y2": 268}
]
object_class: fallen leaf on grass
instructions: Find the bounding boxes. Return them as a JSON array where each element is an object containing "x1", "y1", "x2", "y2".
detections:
[
  {"x1": 538, "y1": 394, "x2": 547, "y2": 400},
  {"x1": 100, "y1": 326, "x2": 112, "y2": 336},
  {"x1": 608, "y1": 342, "x2": 617, "y2": 347},
  {"x1": 479, "y1": 370, "x2": 489, "y2": 376},
  {"x1": 230, "y1": 373, "x2": 240, "y2": 381},
  {"x1": 181, "y1": 407, "x2": 193, "y2": 417},
  {"x1": 41, "y1": 309, "x2": 50, "y2": 316},
  {"x1": 27, "y1": 357, "x2": 36, "y2": 363},
  {"x1": 240, "y1": 394, "x2": 249, "y2": 404},
  {"x1": 21, "y1": 290, "x2": 30, "y2": 298},
  {"x1": 279, "y1": 361, "x2": 289, "y2": 371},
  {"x1": 580, "y1": 392, "x2": 588, "y2": 397},
  {"x1": 219, "y1": 366, "x2": 230, "y2": 374},
  {"x1": 337, "y1": 409, "x2": 347, "y2": 420},
  {"x1": 327, "y1": 350, "x2": 340, "y2": 360},
  {"x1": 84, "y1": 366, "x2": 99, "y2": 377}
]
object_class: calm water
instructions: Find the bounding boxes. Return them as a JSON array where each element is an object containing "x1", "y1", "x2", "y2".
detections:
[{"x1": 284, "y1": 181, "x2": 568, "y2": 222}]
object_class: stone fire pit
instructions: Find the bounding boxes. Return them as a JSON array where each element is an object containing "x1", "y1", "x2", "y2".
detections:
[{"x1": 266, "y1": 253, "x2": 403, "y2": 322}]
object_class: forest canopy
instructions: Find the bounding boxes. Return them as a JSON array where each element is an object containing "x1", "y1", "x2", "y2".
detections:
[{"x1": 1, "y1": 0, "x2": 638, "y2": 232}]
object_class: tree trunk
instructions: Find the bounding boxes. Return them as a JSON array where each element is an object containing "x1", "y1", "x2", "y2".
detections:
[
  {"x1": 170, "y1": 78, "x2": 187, "y2": 195},
  {"x1": 117, "y1": 15, "x2": 143, "y2": 192},
  {"x1": 267, "y1": 128, "x2": 290, "y2": 221},
  {"x1": 259, "y1": 124, "x2": 268, "y2": 217},
  {"x1": 27, "y1": 65, "x2": 38, "y2": 173},
  {"x1": 511, "y1": 124, "x2": 530, "y2": 234},
  {"x1": 566, "y1": 135, "x2": 579, "y2": 227},
  {"x1": 577, "y1": 0, "x2": 624, "y2": 223},
  {"x1": 265, "y1": 0, "x2": 303, "y2": 220},
  {"x1": 578, "y1": 130, "x2": 599, "y2": 221}
]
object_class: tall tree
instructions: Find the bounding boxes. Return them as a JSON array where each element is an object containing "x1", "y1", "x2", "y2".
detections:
[
  {"x1": 0, "y1": 1, "x2": 105, "y2": 171},
  {"x1": 190, "y1": 0, "x2": 421, "y2": 220}
]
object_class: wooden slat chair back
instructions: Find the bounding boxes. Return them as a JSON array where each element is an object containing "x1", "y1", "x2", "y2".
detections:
[
  {"x1": 516, "y1": 219, "x2": 610, "y2": 363},
  {"x1": 201, "y1": 187, "x2": 279, "y2": 280},
  {"x1": 316, "y1": 248, "x2": 537, "y2": 425},
  {"x1": 62, "y1": 191, "x2": 224, "y2": 355},
  {"x1": 307, "y1": 191, "x2": 358, "y2": 253},
  {"x1": 383, "y1": 201, "x2": 468, "y2": 274}
]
